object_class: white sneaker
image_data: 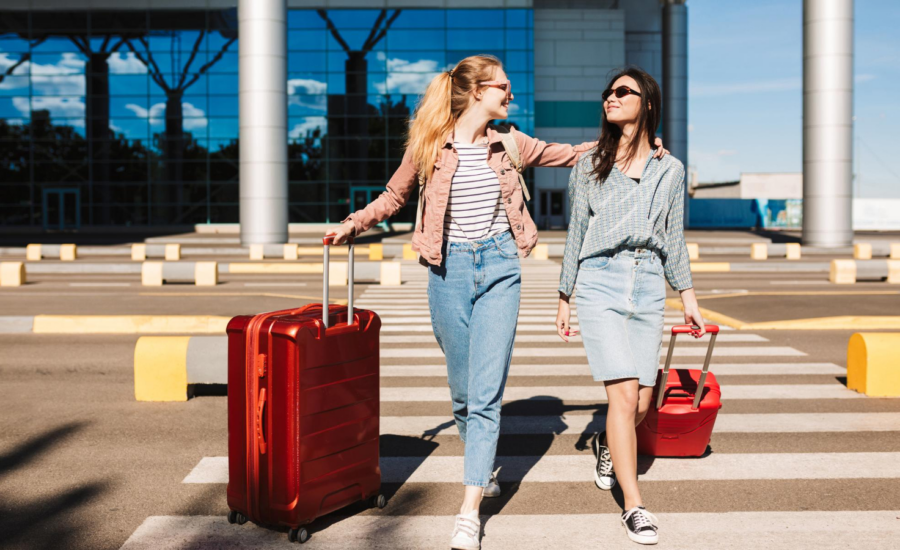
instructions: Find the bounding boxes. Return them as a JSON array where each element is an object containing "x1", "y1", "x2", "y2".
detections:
[
  {"x1": 622, "y1": 506, "x2": 659, "y2": 545},
  {"x1": 450, "y1": 510, "x2": 481, "y2": 550},
  {"x1": 482, "y1": 474, "x2": 501, "y2": 498},
  {"x1": 592, "y1": 432, "x2": 617, "y2": 491}
]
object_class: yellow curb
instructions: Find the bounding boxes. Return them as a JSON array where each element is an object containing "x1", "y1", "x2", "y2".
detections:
[
  {"x1": 848, "y1": 333, "x2": 900, "y2": 397},
  {"x1": 690, "y1": 262, "x2": 731, "y2": 272},
  {"x1": 134, "y1": 336, "x2": 190, "y2": 401},
  {"x1": 32, "y1": 315, "x2": 230, "y2": 334},
  {"x1": 229, "y1": 263, "x2": 323, "y2": 274},
  {"x1": 664, "y1": 298, "x2": 750, "y2": 329},
  {"x1": 696, "y1": 290, "x2": 900, "y2": 301}
]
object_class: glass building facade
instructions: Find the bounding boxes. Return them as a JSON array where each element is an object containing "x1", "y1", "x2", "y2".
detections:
[{"x1": 0, "y1": 8, "x2": 534, "y2": 229}]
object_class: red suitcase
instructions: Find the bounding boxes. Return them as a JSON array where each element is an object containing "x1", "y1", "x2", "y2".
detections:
[
  {"x1": 225, "y1": 236, "x2": 384, "y2": 544},
  {"x1": 636, "y1": 324, "x2": 721, "y2": 457}
]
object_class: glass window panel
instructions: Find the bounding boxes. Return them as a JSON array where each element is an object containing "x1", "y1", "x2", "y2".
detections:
[
  {"x1": 148, "y1": 11, "x2": 207, "y2": 32},
  {"x1": 387, "y1": 30, "x2": 445, "y2": 51},
  {"x1": 507, "y1": 72, "x2": 532, "y2": 93},
  {"x1": 287, "y1": 73, "x2": 327, "y2": 94},
  {"x1": 505, "y1": 29, "x2": 528, "y2": 50},
  {"x1": 446, "y1": 30, "x2": 504, "y2": 50},
  {"x1": 30, "y1": 37, "x2": 81, "y2": 54},
  {"x1": 0, "y1": 76, "x2": 29, "y2": 95},
  {"x1": 30, "y1": 97, "x2": 85, "y2": 120},
  {"x1": 31, "y1": 75, "x2": 85, "y2": 96},
  {"x1": 209, "y1": 160, "x2": 239, "y2": 182},
  {"x1": 288, "y1": 10, "x2": 326, "y2": 30},
  {"x1": 288, "y1": 94, "x2": 327, "y2": 117},
  {"x1": 392, "y1": 10, "x2": 445, "y2": 29},
  {"x1": 208, "y1": 117, "x2": 238, "y2": 138},
  {"x1": 328, "y1": 50, "x2": 385, "y2": 73},
  {"x1": 384, "y1": 51, "x2": 446, "y2": 73},
  {"x1": 211, "y1": 52, "x2": 238, "y2": 73},
  {"x1": 32, "y1": 11, "x2": 87, "y2": 32},
  {"x1": 0, "y1": 36, "x2": 30, "y2": 53},
  {"x1": 208, "y1": 30, "x2": 238, "y2": 52},
  {"x1": 506, "y1": 9, "x2": 528, "y2": 28},
  {"x1": 447, "y1": 10, "x2": 504, "y2": 29},
  {"x1": 109, "y1": 119, "x2": 150, "y2": 139},
  {"x1": 91, "y1": 11, "x2": 147, "y2": 32},
  {"x1": 208, "y1": 95, "x2": 237, "y2": 117},
  {"x1": 323, "y1": 10, "x2": 383, "y2": 30},
  {"x1": 505, "y1": 50, "x2": 528, "y2": 72},
  {"x1": 107, "y1": 52, "x2": 149, "y2": 75},
  {"x1": 29, "y1": 53, "x2": 87, "y2": 75},
  {"x1": 327, "y1": 30, "x2": 386, "y2": 52},
  {"x1": 288, "y1": 30, "x2": 327, "y2": 51},
  {"x1": 109, "y1": 74, "x2": 149, "y2": 95},
  {"x1": 288, "y1": 52, "x2": 327, "y2": 73},
  {"x1": 287, "y1": 116, "x2": 327, "y2": 140},
  {"x1": 208, "y1": 74, "x2": 237, "y2": 92}
]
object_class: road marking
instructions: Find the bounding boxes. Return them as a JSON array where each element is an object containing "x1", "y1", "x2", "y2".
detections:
[
  {"x1": 380, "y1": 334, "x2": 768, "y2": 344},
  {"x1": 242, "y1": 282, "x2": 309, "y2": 287},
  {"x1": 183, "y1": 452, "x2": 900, "y2": 484},
  {"x1": 379, "y1": 346, "x2": 804, "y2": 358},
  {"x1": 380, "y1": 361, "x2": 841, "y2": 377},
  {"x1": 69, "y1": 282, "x2": 132, "y2": 287}
]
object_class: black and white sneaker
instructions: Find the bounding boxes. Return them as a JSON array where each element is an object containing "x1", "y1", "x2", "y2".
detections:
[
  {"x1": 591, "y1": 432, "x2": 616, "y2": 491},
  {"x1": 621, "y1": 506, "x2": 659, "y2": 545},
  {"x1": 482, "y1": 473, "x2": 501, "y2": 498}
]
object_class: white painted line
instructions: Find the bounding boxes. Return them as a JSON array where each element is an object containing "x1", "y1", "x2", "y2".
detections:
[
  {"x1": 183, "y1": 452, "x2": 900, "y2": 484},
  {"x1": 380, "y1": 346, "x2": 804, "y2": 358},
  {"x1": 69, "y1": 282, "x2": 132, "y2": 287},
  {"x1": 379, "y1": 324, "x2": 582, "y2": 333},
  {"x1": 380, "y1": 412, "x2": 900, "y2": 436},
  {"x1": 242, "y1": 282, "x2": 309, "y2": 287},
  {"x1": 380, "y1": 333, "x2": 768, "y2": 344},
  {"x1": 770, "y1": 280, "x2": 833, "y2": 285},
  {"x1": 380, "y1": 384, "x2": 861, "y2": 401},
  {"x1": 380, "y1": 362, "x2": 842, "y2": 377}
]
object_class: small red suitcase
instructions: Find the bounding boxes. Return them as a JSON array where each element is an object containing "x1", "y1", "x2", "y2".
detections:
[
  {"x1": 226, "y1": 235, "x2": 384, "y2": 544},
  {"x1": 636, "y1": 324, "x2": 721, "y2": 457}
]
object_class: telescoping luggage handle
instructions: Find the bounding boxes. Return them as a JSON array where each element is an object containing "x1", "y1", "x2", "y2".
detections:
[
  {"x1": 657, "y1": 324, "x2": 720, "y2": 410},
  {"x1": 322, "y1": 234, "x2": 355, "y2": 328}
]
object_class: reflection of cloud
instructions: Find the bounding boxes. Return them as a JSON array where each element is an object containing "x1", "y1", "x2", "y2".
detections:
[
  {"x1": 376, "y1": 57, "x2": 441, "y2": 94},
  {"x1": 288, "y1": 78, "x2": 326, "y2": 95},
  {"x1": 13, "y1": 96, "x2": 85, "y2": 125},
  {"x1": 289, "y1": 117, "x2": 326, "y2": 139},
  {"x1": 287, "y1": 78, "x2": 327, "y2": 113},
  {"x1": 125, "y1": 101, "x2": 208, "y2": 130},
  {"x1": 1, "y1": 53, "x2": 86, "y2": 96},
  {"x1": 108, "y1": 52, "x2": 148, "y2": 75}
]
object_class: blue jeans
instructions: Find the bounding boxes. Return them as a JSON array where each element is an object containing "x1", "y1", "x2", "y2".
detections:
[
  {"x1": 427, "y1": 231, "x2": 521, "y2": 487},
  {"x1": 575, "y1": 246, "x2": 666, "y2": 387}
]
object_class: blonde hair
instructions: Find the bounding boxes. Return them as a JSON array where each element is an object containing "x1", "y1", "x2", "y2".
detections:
[{"x1": 405, "y1": 55, "x2": 503, "y2": 181}]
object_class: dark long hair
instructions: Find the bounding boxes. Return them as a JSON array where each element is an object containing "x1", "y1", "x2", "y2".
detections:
[{"x1": 591, "y1": 67, "x2": 661, "y2": 182}]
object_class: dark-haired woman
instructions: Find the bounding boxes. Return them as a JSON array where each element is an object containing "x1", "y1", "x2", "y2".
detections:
[{"x1": 555, "y1": 67, "x2": 705, "y2": 546}]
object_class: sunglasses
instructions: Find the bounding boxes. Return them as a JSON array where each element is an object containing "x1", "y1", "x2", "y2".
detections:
[
  {"x1": 479, "y1": 79, "x2": 513, "y2": 101},
  {"x1": 602, "y1": 85, "x2": 642, "y2": 102}
]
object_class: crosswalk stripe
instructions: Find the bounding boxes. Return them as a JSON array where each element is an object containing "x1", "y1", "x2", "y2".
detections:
[
  {"x1": 376, "y1": 316, "x2": 735, "y2": 329},
  {"x1": 380, "y1": 346, "x2": 804, "y2": 358},
  {"x1": 380, "y1": 385, "x2": 860, "y2": 401},
  {"x1": 118, "y1": 512, "x2": 900, "y2": 550},
  {"x1": 379, "y1": 412, "x2": 900, "y2": 435},
  {"x1": 183, "y1": 452, "x2": 900, "y2": 484},
  {"x1": 380, "y1": 362, "x2": 842, "y2": 376},
  {"x1": 381, "y1": 334, "x2": 768, "y2": 344}
]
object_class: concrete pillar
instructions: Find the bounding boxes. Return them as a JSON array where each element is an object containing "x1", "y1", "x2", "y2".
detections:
[
  {"x1": 239, "y1": 0, "x2": 288, "y2": 245},
  {"x1": 662, "y1": 0, "x2": 688, "y2": 224},
  {"x1": 802, "y1": 0, "x2": 854, "y2": 247}
]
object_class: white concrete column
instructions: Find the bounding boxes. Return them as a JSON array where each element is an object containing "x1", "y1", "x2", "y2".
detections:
[
  {"x1": 239, "y1": 0, "x2": 288, "y2": 245},
  {"x1": 662, "y1": 0, "x2": 688, "y2": 224},
  {"x1": 802, "y1": 0, "x2": 854, "y2": 247}
]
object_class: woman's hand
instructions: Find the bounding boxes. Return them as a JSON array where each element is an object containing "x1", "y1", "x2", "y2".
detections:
[
  {"x1": 556, "y1": 293, "x2": 578, "y2": 342},
  {"x1": 653, "y1": 137, "x2": 669, "y2": 159},
  {"x1": 679, "y1": 288, "x2": 706, "y2": 338},
  {"x1": 327, "y1": 220, "x2": 356, "y2": 245}
]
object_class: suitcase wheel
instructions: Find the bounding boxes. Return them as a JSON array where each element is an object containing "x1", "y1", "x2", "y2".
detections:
[
  {"x1": 372, "y1": 494, "x2": 387, "y2": 509},
  {"x1": 288, "y1": 527, "x2": 310, "y2": 544},
  {"x1": 227, "y1": 511, "x2": 248, "y2": 525}
]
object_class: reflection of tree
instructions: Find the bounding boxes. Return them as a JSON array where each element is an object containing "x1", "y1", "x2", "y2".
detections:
[
  {"x1": 125, "y1": 12, "x2": 236, "y2": 223},
  {"x1": 317, "y1": 9, "x2": 401, "y2": 188}
]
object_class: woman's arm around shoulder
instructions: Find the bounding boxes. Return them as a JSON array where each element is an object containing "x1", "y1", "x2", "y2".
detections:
[{"x1": 511, "y1": 126, "x2": 596, "y2": 169}]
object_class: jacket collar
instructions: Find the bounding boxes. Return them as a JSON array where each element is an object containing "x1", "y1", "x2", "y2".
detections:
[{"x1": 442, "y1": 125, "x2": 505, "y2": 149}]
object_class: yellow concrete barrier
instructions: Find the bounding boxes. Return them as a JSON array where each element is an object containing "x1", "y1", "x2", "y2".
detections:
[
  {"x1": 26, "y1": 244, "x2": 42, "y2": 261},
  {"x1": 532, "y1": 243, "x2": 549, "y2": 261},
  {"x1": 195, "y1": 261, "x2": 218, "y2": 286},
  {"x1": 134, "y1": 336, "x2": 190, "y2": 401},
  {"x1": 0, "y1": 262, "x2": 25, "y2": 286},
  {"x1": 891, "y1": 244, "x2": 900, "y2": 260},
  {"x1": 164, "y1": 244, "x2": 181, "y2": 261},
  {"x1": 785, "y1": 243, "x2": 802, "y2": 260},
  {"x1": 249, "y1": 244, "x2": 265, "y2": 260},
  {"x1": 687, "y1": 243, "x2": 700, "y2": 261},
  {"x1": 329, "y1": 261, "x2": 348, "y2": 286},
  {"x1": 34, "y1": 315, "x2": 230, "y2": 334},
  {"x1": 854, "y1": 243, "x2": 873, "y2": 260},
  {"x1": 283, "y1": 243, "x2": 299, "y2": 260},
  {"x1": 60, "y1": 244, "x2": 77, "y2": 261},
  {"x1": 229, "y1": 263, "x2": 322, "y2": 274},
  {"x1": 830, "y1": 259, "x2": 856, "y2": 284},
  {"x1": 132, "y1": 244, "x2": 147, "y2": 261},
  {"x1": 847, "y1": 333, "x2": 900, "y2": 397},
  {"x1": 402, "y1": 243, "x2": 417, "y2": 261},
  {"x1": 142, "y1": 262, "x2": 164, "y2": 286},
  {"x1": 750, "y1": 243, "x2": 768, "y2": 260},
  {"x1": 690, "y1": 262, "x2": 731, "y2": 272},
  {"x1": 889, "y1": 260, "x2": 900, "y2": 284},
  {"x1": 369, "y1": 243, "x2": 384, "y2": 261},
  {"x1": 380, "y1": 262, "x2": 402, "y2": 286}
]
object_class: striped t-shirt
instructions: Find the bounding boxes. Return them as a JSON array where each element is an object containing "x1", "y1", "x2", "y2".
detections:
[{"x1": 443, "y1": 142, "x2": 510, "y2": 242}]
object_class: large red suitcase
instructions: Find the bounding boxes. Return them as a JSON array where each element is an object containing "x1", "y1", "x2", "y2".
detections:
[
  {"x1": 225, "y1": 236, "x2": 384, "y2": 544},
  {"x1": 636, "y1": 324, "x2": 721, "y2": 457}
]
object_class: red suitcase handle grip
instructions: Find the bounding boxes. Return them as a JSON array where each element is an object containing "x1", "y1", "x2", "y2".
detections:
[
  {"x1": 323, "y1": 233, "x2": 354, "y2": 246},
  {"x1": 672, "y1": 324, "x2": 719, "y2": 335},
  {"x1": 256, "y1": 387, "x2": 267, "y2": 455}
]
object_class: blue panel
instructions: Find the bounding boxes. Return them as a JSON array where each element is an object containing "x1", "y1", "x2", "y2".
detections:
[{"x1": 687, "y1": 199, "x2": 760, "y2": 228}]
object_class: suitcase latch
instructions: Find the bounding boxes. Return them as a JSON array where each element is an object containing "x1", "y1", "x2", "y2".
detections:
[{"x1": 256, "y1": 354, "x2": 267, "y2": 378}]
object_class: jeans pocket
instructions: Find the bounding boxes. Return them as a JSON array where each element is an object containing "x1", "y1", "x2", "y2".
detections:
[
  {"x1": 496, "y1": 236, "x2": 519, "y2": 259},
  {"x1": 579, "y1": 255, "x2": 612, "y2": 271}
]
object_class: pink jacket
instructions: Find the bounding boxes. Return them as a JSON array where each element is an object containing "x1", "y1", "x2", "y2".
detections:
[{"x1": 344, "y1": 126, "x2": 596, "y2": 266}]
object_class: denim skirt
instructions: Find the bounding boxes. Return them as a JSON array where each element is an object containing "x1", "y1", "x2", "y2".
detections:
[{"x1": 574, "y1": 246, "x2": 666, "y2": 387}]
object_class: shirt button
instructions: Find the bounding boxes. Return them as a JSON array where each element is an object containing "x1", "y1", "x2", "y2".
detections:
[
  {"x1": 516, "y1": 224, "x2": 522, "y2": 230},
  {"x1": 500, "y1": 169, "x2": 506, "y2": 175},
  {"x1": 507, "y1": 198, "x2": 512, "y2": 204}
]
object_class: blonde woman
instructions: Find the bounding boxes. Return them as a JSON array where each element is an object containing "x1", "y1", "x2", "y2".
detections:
[{"x1": 329, "y1": 55, "x2": 664, "y2": 550}]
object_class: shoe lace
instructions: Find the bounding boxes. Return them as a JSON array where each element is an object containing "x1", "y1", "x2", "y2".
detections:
[
  {"x1": 453, "y1": 514, "x2": 480, "y2": 539},
  {"x1": 626, "y1": 508, "x2": 658, "y2": 532},
  {"x1": 598, "y1": 447, "x2": 614, "y2": 476}
]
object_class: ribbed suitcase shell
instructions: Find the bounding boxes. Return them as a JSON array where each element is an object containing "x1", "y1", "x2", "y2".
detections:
[{"x1": 226, "y1": 303, "x2": 381, "y2": 529}]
